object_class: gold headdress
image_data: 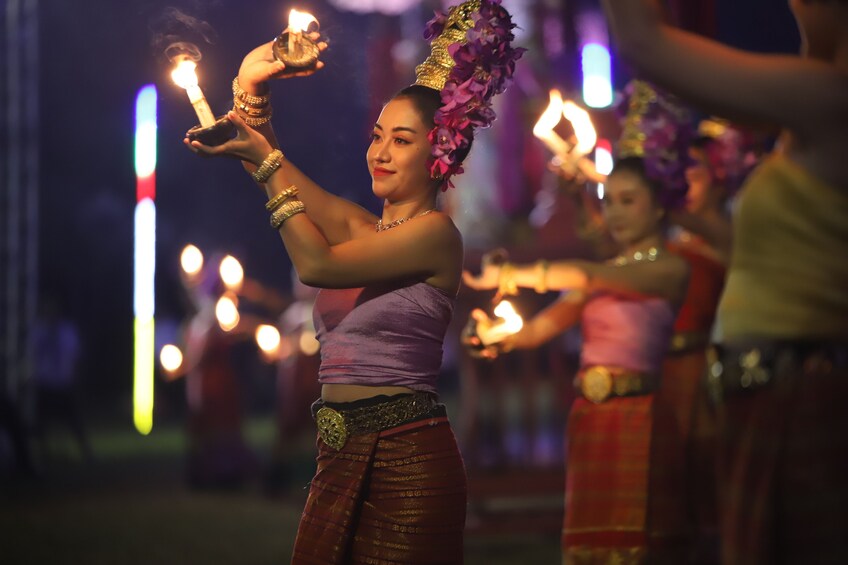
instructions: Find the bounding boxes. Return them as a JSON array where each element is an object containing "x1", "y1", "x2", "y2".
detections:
[
  {"x1": 413, "y1": 0, "x2": 523, "y2": 187},
  {"x1": 618, "y1": 81, "x2": 657, "y2": 158},
  {"x1": 616, "y1": 79, "x2": 697, "y2": 208},
  {"x1": 415, "y1": 0, "x2": 481, "y2": 91}
]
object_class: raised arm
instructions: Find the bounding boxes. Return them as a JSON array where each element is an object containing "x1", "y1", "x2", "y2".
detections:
[
  {"x1": 235, "y1": 40, "x2": 377, "y2": 245},
  {"x1": 601, "y1": 0, "x2": 848, "y2": 139}
]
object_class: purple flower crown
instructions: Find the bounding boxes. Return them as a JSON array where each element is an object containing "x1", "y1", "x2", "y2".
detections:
[
  {"x1": 698, "y1": 119, "x2": 766, "y2": 196},
  {"x1": 616, "y1": 80, "x2": 697, "y2": 210},
  {"x1": 423, "y1": 0, "x2": 525, "y2": 189}
]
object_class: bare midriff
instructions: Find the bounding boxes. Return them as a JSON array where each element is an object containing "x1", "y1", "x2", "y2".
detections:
[{"x1": 321, "y1": 383, "x2": 418, "y2": 403}]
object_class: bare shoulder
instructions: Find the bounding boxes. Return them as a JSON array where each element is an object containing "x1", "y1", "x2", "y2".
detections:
[
  {"x1": 418, "y1": 211, "x2": 463, "y2": 247},
  {"x1": 658, "y1": 252, "x2": 690, "y2": 281}
]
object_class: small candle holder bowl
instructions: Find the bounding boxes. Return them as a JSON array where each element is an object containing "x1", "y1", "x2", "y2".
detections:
[
  {"x1": 186, "y1": 115, "x2": 236, "y2": 146},
  {"x1": 272, "y1": 30, "x2": 320, "y2": 74}
]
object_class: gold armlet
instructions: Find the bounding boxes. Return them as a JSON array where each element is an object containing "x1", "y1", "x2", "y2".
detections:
[
  {"x1": 270, "y1": 199, "x2": 306, "y2": 230},
  {"x1": 265, "y1": 184, "x2": 299, "y2": 212}
]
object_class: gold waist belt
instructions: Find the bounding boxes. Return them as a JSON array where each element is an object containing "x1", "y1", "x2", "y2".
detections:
[
  {"x1": 707, "y1": 341, "x2": 848, "y2": 401},
  {"x1": 574, "y1": 366, "x2": 657, "y2": 404},
  {"x1": 313, "y1": 392, "x2": 439, "y2": 451}
]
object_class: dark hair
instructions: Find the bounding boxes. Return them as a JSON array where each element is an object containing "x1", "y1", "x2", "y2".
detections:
[
  {"x1": 393, "y1": 84, "x2": 474, "y2": 166},
  {"x1": 608, "y1": 157, "x2": 664, "y2": 205}
]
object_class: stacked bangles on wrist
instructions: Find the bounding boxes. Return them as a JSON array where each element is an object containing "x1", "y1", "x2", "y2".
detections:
[
  {"x1": 232, "y1": 77, "x2": 273, "y2": 127},
  {"x1": 263, "y1": 175, "x2": 305, "y2": 229},
  {"x1": 252, "y1": 149, "x2": 285, "y2": 184}
]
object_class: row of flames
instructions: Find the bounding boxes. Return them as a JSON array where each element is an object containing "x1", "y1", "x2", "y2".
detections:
[
  {"x1": 159, "y1": 242, "x2": 525, "y2": 373},
  {"x1": 158, "y1": 244, "x2": 318, "y2": 377},
  {"x1": 169, "y1": 8, "x2": 602, "y2": 351}
]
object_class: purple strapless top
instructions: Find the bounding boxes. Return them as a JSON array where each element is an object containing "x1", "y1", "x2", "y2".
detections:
[
  {"x1": 312, "y1": 281, "x2": 454, "y2": 394},
  {"x1": 580, "y1": 292, "x2": 676, "y2": 375}
]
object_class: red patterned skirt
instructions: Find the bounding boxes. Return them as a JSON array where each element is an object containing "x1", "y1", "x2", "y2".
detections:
[
  {"x1": 292, "y1": 414, "x2": 467, "y2": 564},
  {"x1": 717, "y1": 362, "x2": 848, "y2": 564},
  {"x1": 563, "y1": 392, "x2": 689, "y2": 564}
]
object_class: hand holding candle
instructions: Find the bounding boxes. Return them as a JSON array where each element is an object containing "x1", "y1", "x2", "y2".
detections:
[
  {"x1": 562, "y1": 101, "x2": 605, "y2": 182},
  {"x1": 171, "y1": 59, "x2": 216, "y2": 129},
  {"x1": 273, "y1": 9, "x2": 321, "y2": 72},
  {"x1": 533, "y1": 90, "x2": 571, "y2": 158},
  {"x1": 475, "y1": 301, "x2": 524, "y2": 347},
  {"x1": 534, "y1": 90, "x2": 603, "y2": 181}
]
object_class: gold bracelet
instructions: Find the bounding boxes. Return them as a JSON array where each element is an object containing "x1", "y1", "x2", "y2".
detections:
[
  {"x1": 252, "y1": 149, "x2": 284, "y2": 184},
  {"x1": 534, "y1": 260, "x2": 549, "y2": 294},
  {"x1": 232, "y1": 76, "x2": 271, "y2": 106},
  {"x1": 233, "y1": 106, "x2": 274, "y2": 128},
  {"x1": 234, "y1": 99, "x2": 271, "y2": 117},
  {"x1": 498, "y1": 262, "x2": 518, "y2": 297},
  {"x1": 265, "y1": 185, "x2": 299, "y2": 212},
  {"x1": 270, "y1": 199, "x2": 306, "y2": 230}
]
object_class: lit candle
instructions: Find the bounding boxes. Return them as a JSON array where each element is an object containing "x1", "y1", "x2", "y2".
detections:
[
  {"x1": 478, "y1": 300, "x2": 524, "y2": 346},
  {"x1": 215, "y1": 293, "x2": 240, "y2": 332},
  {"x1": 219, "y1": 255, "x2": 244, "y2": 292},
  {"x1": 180, "y1": 244, "x2": 204, "y2": 278},
  {"x1": 533, "y1": 89, "x2": 572, "y2": 158},
  {"x1": 287, "y1": 9, "x2": 318, "y2": 59},
  {"x1": 171, "y1": 59, "x2": 216, "y2": 128},
  {"x1": 255, "y1": 324, "x2": 281, "y2": 356},
  {"x1": 159, "y1": 344, "x2": 184, "y2": 374},
  {"x1": 560, "y1": 100, "x2": 599, "y2": 177}
]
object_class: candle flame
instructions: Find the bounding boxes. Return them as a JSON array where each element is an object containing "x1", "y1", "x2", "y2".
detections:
[
  {"x1": 533, "y1": 89, "x2": 565, "y2": 139},
  {"x1": 171, "y1": 59, "x2": 199, "y2": 90},
  {"x1": 493, "y1": 300, "x2": 523, "y2": 333},
  {"x1": 180, "y1": 244, "x2": 204, "y2": 277},
  {"x1": 563, "y1": 101, "x2": 598, "y2": 155},
  {"x1": 288, "y1": 9, "x2": 318, "y2": 32},
  {"x1": 159, "y1": 344, "x2": 183, "y2": 374},
  {"x1": 255, "y1": 324, "x2": 281, "y2": 355},
  {"x1": 219, "y1": 255, "x2": 244, "y2": 291},
  {"x1": 215, "y1": 293, "x2": 240, "y2": 332}
]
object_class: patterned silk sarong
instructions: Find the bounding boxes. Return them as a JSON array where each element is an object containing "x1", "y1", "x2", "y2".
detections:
[
  {"x1": 562, "y1": 396, "x2": 653, "y2": 564},
  {"x1": 292, "y1": 417, "x2": 467, "y2": 564},
  {"x1": 717, "y1": 364, "x2": 848, "y2": 565}
]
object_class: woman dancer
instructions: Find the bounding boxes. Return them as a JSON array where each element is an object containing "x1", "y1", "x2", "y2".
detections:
[
  {"x1": 186, "y1": 1, "x2": 522, "y2": 562},
  {"x1": 600, "y1": 1, "x2": 848, "y2": 563},
  {"x1": 464, "y1": 141, "x2": 691, "y2": 561}
]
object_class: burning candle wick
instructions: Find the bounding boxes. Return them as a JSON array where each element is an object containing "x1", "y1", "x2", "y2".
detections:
[{"x1": 171, "y1": 59, "x2": 216, "y2": 129}]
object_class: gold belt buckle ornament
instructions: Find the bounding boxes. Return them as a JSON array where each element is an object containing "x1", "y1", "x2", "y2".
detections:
[
  {"x1": 316, "y1": 407, "x2": 348, "y2": 450},
  {"x1": 581, "y1": 366, "x2": 613, "y2": 403}
]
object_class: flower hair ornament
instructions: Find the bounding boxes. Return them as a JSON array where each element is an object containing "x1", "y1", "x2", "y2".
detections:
[
  {"x1": 696, "y1": 118, "x2": 766, "y2": 197},
  {"x1": 415, "y1": 0, "x2": 525, "y2": 189},
  {"x1": 617, "y1": 80, "x2": 697, "y2": 209}
]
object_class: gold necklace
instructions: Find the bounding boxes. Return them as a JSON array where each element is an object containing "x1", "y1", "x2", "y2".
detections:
[
  {"x1": 376, "y1": 209, "x2": 436, "y2": 232},
  {"x1": 611, "y1": 246, "x2": 662, "y2": 266}
]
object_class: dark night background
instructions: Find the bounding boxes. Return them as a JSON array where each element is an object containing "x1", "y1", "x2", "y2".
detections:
[
  {"x1": 36, "y1": 0, "x2": 797, "y2": 404},
  {"x1": 1, "y1": 0, "x2": 802, "y2": 561}
]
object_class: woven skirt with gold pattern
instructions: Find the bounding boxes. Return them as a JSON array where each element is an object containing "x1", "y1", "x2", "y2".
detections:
[{"x1": 291, "y1": 416, "x2": 467, "y2": 564}]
